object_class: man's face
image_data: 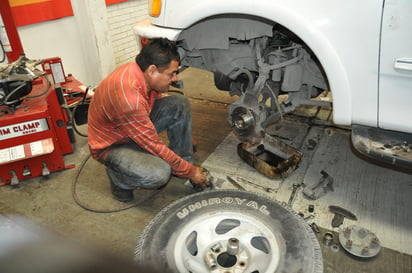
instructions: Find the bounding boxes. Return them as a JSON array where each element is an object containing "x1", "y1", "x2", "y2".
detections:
[{"x1": 145, "y1": 60, "x2": 179, "y2": 93}]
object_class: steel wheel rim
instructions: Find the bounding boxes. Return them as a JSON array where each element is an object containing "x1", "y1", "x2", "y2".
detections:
[{"x1": 171, "y1": 211, "x2": 281, "y2": 273}]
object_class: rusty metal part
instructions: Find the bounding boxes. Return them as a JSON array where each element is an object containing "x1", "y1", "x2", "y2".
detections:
[
  {"x1": 237, "y1": 134, "x2": 303, "y2": 178},
  {"x1": 338, "y1": 225, "x2": 381, "y2": 258},
  {"x1": 310, "y1": 222, "x2": 321, "y2": 234},
  {"x1": 329, "y1": 205, "x2": 357, "y2": 228}
]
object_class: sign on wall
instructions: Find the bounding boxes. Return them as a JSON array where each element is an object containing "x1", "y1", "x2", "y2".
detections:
[
  {"x1": 9, "y1": 0, "x2": 74, "y2": 27},
  {"x1": 9, "y1": 0, "x2": 129, "y2": 27},
  {"x1": 106, "y1": 0, "x2": 129, "y2": 5}
]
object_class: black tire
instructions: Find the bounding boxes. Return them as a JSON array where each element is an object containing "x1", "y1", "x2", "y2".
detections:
[{"x1": 135, "y1": 190, "x2": 323, "y2": 273}]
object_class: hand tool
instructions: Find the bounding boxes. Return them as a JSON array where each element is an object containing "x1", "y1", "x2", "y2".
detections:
[
  {"x1": 226, "y1": 176, "x2": 246, "y2": 191},
  {"x1": 236, "y1": 176, "x2": 276, "y2": 193},
  {"x1": 287, "y1": 183, "x2": 301, "y2": 206},
  {"x1": 304, "y1": 214, "x2": 315, "y2": 221}
]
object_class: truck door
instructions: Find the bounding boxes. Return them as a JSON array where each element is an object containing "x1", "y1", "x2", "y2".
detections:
[{"x1": 379, "y1": 0, "x2": 412, "y2": 133}]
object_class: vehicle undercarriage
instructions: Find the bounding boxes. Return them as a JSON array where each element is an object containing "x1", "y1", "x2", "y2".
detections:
[{"x1": 177, "y1": 17, "x2": 330, "y2": 144}]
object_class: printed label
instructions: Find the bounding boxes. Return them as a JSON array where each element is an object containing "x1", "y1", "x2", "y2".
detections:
[
  {"x1": 0, "y1": 138, "x2": 54, "y2": 165},
  {"x1": 0, "y1": 118, "x2": 49, "y2": 141}
]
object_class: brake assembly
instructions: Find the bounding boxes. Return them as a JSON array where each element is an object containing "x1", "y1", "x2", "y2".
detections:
[{"x1": 228, "y1": 42, "x2": 304, "y2": 178}]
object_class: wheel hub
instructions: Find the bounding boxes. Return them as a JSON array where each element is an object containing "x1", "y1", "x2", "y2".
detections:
[{"x1": 204, "y1": 238, "x2": 244, "y2": 271}]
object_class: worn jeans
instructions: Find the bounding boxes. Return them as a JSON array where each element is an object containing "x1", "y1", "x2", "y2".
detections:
[{"x1": 103, "y1": 94, "x2": 194, "y2": 190}]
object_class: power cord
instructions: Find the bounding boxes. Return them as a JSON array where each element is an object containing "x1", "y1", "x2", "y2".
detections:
[
  {"x1": 70, "y1": 85, "x2": 91, "y2": 138},
  {"x1": 71, "y1": 102, "x2": 89, "y2": 137},
  {"x1": 25, "y1": 75, "x2": 51, "y2": 99}
]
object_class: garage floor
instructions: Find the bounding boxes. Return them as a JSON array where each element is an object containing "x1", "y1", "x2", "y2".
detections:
[{"x1": 0, "y1": 68, "x2": 411, "y2": 273}]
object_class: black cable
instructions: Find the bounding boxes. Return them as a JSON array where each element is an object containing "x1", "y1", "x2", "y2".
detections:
[
  {"x1": 2, "y1": 76, "x2": 50, "y2": 106},
  {"x1": 0, "y1": 39, "x2": 6, "y2": 63},
  {"x1": 71, "y1": 85, "x2": 91, "y2": 138},
  {"x1": 71, "y1": 154, "x2": 163, "y2": 213},
  {"x1": 25, "y1": 75, "x2": 51, "y2": 98},
  {"x1": 71, "y1": 101, "x2": 89, "y2": 137},
  {"x1": 2, "y1": 81, "x2": 26, "y2": 105}
]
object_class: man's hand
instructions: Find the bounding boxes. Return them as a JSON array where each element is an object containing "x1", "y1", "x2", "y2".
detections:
[{"x1": 189, "y1": 167, "x2": 210, "y2": 190}]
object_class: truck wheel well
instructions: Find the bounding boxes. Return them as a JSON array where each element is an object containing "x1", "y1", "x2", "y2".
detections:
[
  {"x1": 177, "y1": 14, "x2": 328, "y2": 91},
  {"x1": 177, "y1": 14, "x2": 331, "y2": 143}
]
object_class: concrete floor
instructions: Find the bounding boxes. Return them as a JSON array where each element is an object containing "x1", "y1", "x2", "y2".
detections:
[{"x1": 0, "y1": 68, "x2": 411, "y2": 272}]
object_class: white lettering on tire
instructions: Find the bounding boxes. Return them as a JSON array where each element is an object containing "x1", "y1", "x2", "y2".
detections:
[{"x1": 177, "y1": 197, "x2": 270, "y2": 219}]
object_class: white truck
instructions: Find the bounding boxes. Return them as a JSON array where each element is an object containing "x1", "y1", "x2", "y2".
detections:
[{"x1": 134, "y1": 0, "x2": 412, "y2": 170}]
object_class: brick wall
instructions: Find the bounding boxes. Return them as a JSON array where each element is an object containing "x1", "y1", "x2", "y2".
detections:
[{"x1": 107, "y1": 0, "x2": 148, "y2": 66}]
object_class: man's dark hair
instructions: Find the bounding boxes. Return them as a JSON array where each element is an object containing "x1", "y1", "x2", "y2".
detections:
[{"x1": 136, "y1": 38, "x2": 180, "y2": 71}]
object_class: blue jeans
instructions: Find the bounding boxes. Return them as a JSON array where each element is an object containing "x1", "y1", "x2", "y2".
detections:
[{"x1": 103, "y1": 94, "x2": 194, "y2": 190}]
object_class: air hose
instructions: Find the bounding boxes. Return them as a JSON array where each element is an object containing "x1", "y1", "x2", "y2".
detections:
[{"x1": 71, "y1": 153, "x2": 163, "y2": 213}]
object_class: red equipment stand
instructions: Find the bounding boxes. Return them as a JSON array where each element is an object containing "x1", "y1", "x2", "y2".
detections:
[{"x1": 0, "y1": 76, "x2": 84, "y2": 186}]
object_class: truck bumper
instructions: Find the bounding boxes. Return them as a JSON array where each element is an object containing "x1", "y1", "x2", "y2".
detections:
[{"x1": 133, "y1": 18, "x2": 182, "y2": 51}]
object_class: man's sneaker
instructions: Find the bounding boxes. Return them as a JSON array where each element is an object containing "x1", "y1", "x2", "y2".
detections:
[{"x1": 110, "y1": 180, "x2": 134, "y2": 202}]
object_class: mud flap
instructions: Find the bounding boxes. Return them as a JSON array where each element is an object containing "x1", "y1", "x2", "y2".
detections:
[
  {"x1": 351, "y1": 125, "x2": 412, "y2": 170},
  {"x1": 237, "y1": 134, "x2": 303, "y2": 178}
]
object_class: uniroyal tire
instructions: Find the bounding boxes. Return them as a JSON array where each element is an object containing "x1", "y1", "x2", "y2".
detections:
[{"x1": 135, "y1": 190, "x2": 323, "y2": 273}]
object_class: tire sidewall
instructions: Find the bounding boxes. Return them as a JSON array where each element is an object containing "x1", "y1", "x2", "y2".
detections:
[{"x1": 135, "y1": 190, "x2": 322, "y2": 273}]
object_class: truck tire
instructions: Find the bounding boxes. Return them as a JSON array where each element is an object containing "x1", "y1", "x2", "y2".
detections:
[{"x1": 135, "y1": 189, "x2": 323, "y2": 273}]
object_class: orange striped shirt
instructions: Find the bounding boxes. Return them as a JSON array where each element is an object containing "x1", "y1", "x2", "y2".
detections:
[{"x1": 87, "y1": 62, "x2": 196, "y2": 178}]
